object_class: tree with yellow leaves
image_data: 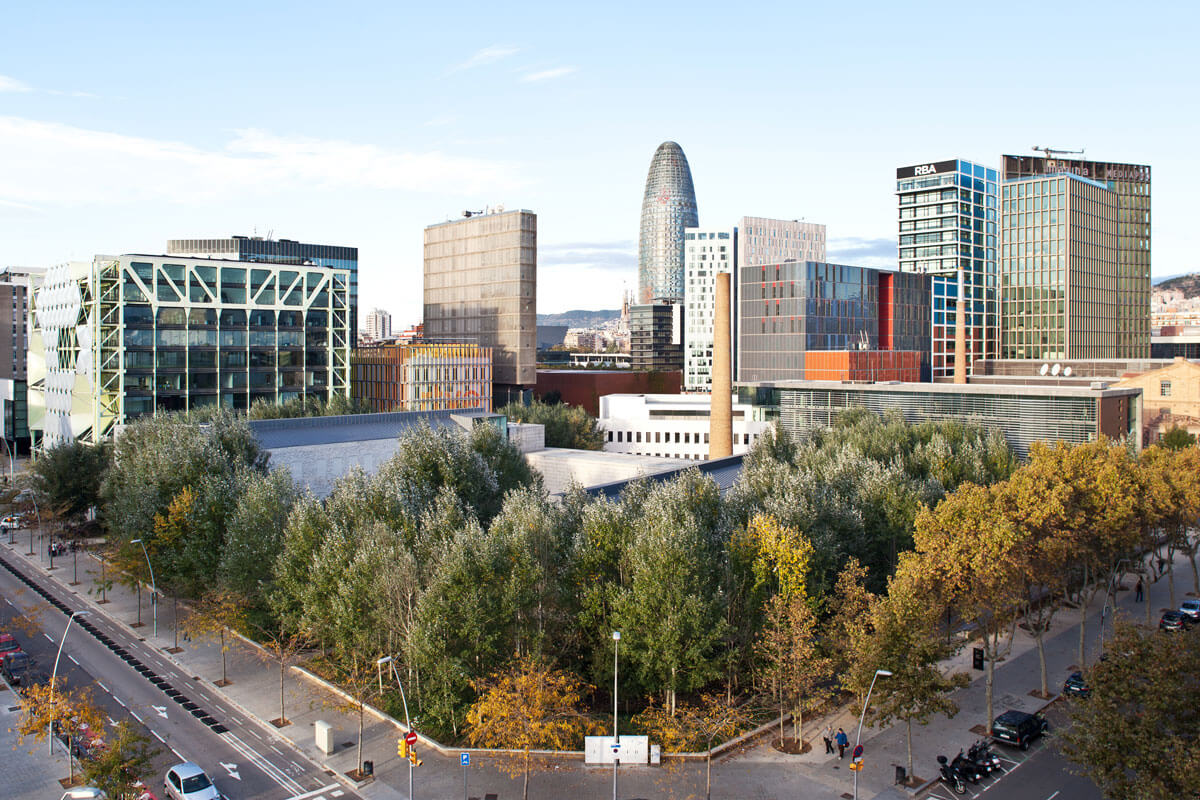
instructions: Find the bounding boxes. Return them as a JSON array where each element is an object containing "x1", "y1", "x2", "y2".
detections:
[
  {"x1": 14, "y1": 677, "x2": 105, "y2": 784},
  {"x1": 634, "y1": 693, "x2": 753, "y2": 800},
  {"x1": 745, "y1": 513, "x2": 814, "y2": 600},
  {"x1": 467, "y1": 654, "x2": 594, "y2": 800},
  {"x1": 181, "y1": 589, "x2": 247, "y2": 687}
]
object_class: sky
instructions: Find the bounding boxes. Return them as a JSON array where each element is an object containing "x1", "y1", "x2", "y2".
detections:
[{"x1": 2, "y1": 1, "x2": 1197, "y2": 324}]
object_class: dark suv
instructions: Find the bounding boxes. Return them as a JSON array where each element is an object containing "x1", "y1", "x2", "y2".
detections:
[
  {"x1": 1159, "y1": 611, "x2": 1193, "y2": 632},
  {"x1": 991, "y1": 709, "x2": 1049, "y2": 750}
]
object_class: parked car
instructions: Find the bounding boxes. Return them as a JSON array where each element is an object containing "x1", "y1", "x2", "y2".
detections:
[
  {"x1": 0, "y1": 632, "x2": 20, "y2": 656},
  {"x1": 1, "y1": 650, "x2": 32, "y2": 686},
  {"x1": 1159, "y1": 610, "x2": 1193, "y2": 632},
  {"x1": 991, "y1": 709, "x2": 1049, "y2": 750},
  {"x1": 1, "y1": 515, "x2": 19, "y2": 530},
  {"x1": 1062, "y1": 671, "x2": 1090, "y2": 699},
  {"x1": 1179, "y1": 599, "x2": 1200, "y2": 623},
  {"x1": 163, "y1": 763, "x2": 220, "y2": 800}
]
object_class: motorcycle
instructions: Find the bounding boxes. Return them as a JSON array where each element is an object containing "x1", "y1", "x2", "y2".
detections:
[
  {"x1": 937, "y1": 755, "x2": 967, "y2": 795},
  {"x1": 967, "y1": 739, "x2": 1002, "y2": 774},
  {"x1": 951, "y1": 749, "x2": 986, "y2": 784}
]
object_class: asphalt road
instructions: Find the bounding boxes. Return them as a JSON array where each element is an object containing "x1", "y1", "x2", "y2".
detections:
[
  {"x1": 0, "y1": 548, "x2": 356, "y2": 800},
  {"x1": 918, "y1": 705, "x2": 1103, "y2": 800}
]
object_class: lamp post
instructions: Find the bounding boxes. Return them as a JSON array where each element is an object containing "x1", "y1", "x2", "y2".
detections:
[
  {"x1": 377, "y1": 655, "x2": 413, "y2": 800},
  {"x1": 612, "y1": 630, "x2": 620, "y2": 800},
  {"x1": 853, "y1": 669, "x2": 893, "y2": 800},
  {"x1": 0, "y1": 436, "x2": 13, "y2": 484},
  {"x1": 50, "y1": 610, "x2": 89, "y2": 754},
  {"x1": 130, "y1": 539, "x2": 157, "y2": 638}
]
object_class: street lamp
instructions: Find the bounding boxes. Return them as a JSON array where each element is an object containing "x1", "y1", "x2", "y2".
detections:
[
  {"x1": 853, "y1": 668, "x2": 893, "y2": 800},
  {"x1": 0, "y1": 436, "x2": 13, "y2": 484},
  {"x1": 612, "y1": 630, "x2": 620, "y2": 800},
  {"x1": 50, "y1": 610, "x2": 89, "y2": 754},
  {"x1": 129, "y1": 539, "x2": 157, "y2": 638},
  {"x1": 377, "y1": 655, "x2": 414, "y2": 800}
]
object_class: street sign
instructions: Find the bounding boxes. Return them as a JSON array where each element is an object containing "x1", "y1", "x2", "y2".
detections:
[
  {"x1": 461, "y1": 752, "x2": 470, "y2": 766},
  {"x1": 852, "y1": 744, "x2": 863, "y2": 759},
  {"x1": 405, "y1": 731, "x2": 418, "y2": 745}
]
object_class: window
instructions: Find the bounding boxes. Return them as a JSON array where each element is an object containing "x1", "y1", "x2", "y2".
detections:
[{"x1": 1161, "y1": 381, "x2": 1172, "y2": 397}]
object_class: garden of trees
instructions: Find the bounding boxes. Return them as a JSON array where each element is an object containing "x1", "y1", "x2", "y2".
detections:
[{"x1": 29, "y1": 405, "x2": 1200, "y2": 799}]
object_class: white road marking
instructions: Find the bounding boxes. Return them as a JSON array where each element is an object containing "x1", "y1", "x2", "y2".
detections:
[
  {"x1": 113, "y1": 696, "x2": 126, "y2": 708},
  {"x1": 220, "y1": 761, "x2": 241, "y2": 781},
  {"x1": 221, "y1": 731, "x2": 305, "y2": 794},
  {"x1": 152, "y1": 705, "x2": 168, "y2": 719},
  {"x1": 271, "y1": 745, "x2": 283, "y2": 755},
  {"x1": 291, "y1": 761, "x2": 304, "y2": 772},
  {"x1": 97, "y1": 681, "x2": 110, "y2": 693},
  {"x1": 68, "y1": 655, "x2": 79, "y2": 666},
  {"x1": 151, "y1": 729, "x2": 165, "y2": 743},
  {"x1": 43, "y1": 633, "x2": 54, "y2": 642},
  {"x1": 171, "y1": 747, "x2": 185, "y2": 761},
  {"x1": 4, "y1": 598, "x2": 13, "y2": 606},
  {"x1": 286, "y1": 786, "x2": 343, "y2": 800},
  {"x1": 130, "y1": 711, "x2": 142, "y2": 723},
  {"x1": 1046, "y1": 792, "x2": 1060, "y2": 800}
]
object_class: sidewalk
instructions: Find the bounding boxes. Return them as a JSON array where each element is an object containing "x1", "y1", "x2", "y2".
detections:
[
  {"x1": 4, "y1": 528, "x2": 1194, "y2": 800},
  {"x1": 0, "y1": 685, "x2": 79, "y2": 797}
]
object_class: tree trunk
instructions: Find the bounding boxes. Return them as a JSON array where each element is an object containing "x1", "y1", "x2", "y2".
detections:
[
  {"x1": 522, "y1": 751, "x2": 530, "y2": 800},
  {"x1": 1077, "y1": 594, "x2": 1088, "y2": 667},
  {"x1": 984, "y1": 638, "x2": 995, "y2": 731},
  {"x1": 1034, "y1": 629, "x2": 1048, "y2": 698},
  {"x1": 279, "y1": 658, "x2": 286, "y2": 723},
  {"x1": 905, "y1": 717, "x2": 914, "y2": 781},
  {"x1": 795, "y1": 703, "x2": 804, "y2": 749},
  {"x1": 778, "y1": 699, "x2": 784, "y2": 746},
  {"x1": 220, "y1": 629, "x2": 227, "y2": 685},
  {"x1": 1168, "y1": 557, "x2": 1177, "y2": 608},
  {"x1": 357, "y1": 703, "x2": 364, "y2": 774}
]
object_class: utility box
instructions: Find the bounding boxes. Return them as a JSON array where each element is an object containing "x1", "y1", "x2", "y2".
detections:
[
  {"x1": 649, "y1": 744, "x2": 661, "y2": 765},
  {"x1": 315, "y1": 720, "x2": 334, "y2": 755}
]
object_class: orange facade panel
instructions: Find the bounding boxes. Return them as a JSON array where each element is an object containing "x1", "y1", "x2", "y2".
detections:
[{"x1": 803, "y1": 350, "x2": 922, "y2": 382}]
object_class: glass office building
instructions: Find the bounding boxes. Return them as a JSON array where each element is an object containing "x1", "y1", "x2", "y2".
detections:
[
  {"x1": 1000, "y1": 174, "x2": 1118, "y2": 360},
  {"x1": 638, "y1": 142, "x2": 699, "y2": 304},
  {"x1": 167, "y1": 236, "x2": 359, "y2": 342},
  {"x1": 30, "y1": 254, "x2": 350, "y2": 446},
  {"x1": 1002, "y1": 156, "x2": 1150, "y2": 358},
  {"x1": 737, "y1": 260, "x2": 930, "y2": 382},
  {"x1": 896, "y1": 159, "x2": 998, "y2": 377}
]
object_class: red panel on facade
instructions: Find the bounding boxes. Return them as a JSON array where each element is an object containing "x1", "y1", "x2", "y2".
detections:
[{"x1": 534, "y1": 370, "x2": 683, "y2": 416}]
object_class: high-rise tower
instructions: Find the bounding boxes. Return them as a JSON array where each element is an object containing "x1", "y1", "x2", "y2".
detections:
[{"x1": 638, "y1": 142, "x2": 698, "y2": 304}]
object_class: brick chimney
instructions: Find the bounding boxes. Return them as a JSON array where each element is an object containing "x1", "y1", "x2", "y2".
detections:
[{"x1": 710, "y1": 272, "x2": 733, "y2": 458}]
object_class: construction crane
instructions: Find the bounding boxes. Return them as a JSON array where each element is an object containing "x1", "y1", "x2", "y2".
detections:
[{"x1": 1032, "y1": 145, "x2": 1085, "y2": 159}]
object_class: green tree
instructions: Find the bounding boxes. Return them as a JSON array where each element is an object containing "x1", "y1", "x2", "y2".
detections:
[
  {"x1": 846, "y1": 562, "x2": 968, "y2": 779},
  {"x1": 219, "y1": 467, "x2": 298, "y2": 617},
  {"x1": 616, "y1": 471, "x2": 728, "y2": 714},
  {"x1": 913, "y1": 482, "x2": 1025, "y2": 729},
  {"x1": 756, "y1": 591, "x2": 828, "y2": 748},
  {"x1": 633, "y1": 693, "x2": 754, "y2": 800},
  {"x1": 499, "y1": 400, "x2": 605, "y2": 450},
  {"x1": 1157, "y1": 424, "x2": 1196, "y2": 450},
  {"x1": 1061, "y1": 620, "x2": 1200, "y2": 799},
  {"x1": 79, "y1": 720, "x2": 160, "y2": 799},
  {"x1": 30, "y1": 440, "x2": 111, "y2": 522}
]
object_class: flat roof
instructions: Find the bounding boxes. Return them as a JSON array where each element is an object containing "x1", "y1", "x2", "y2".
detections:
[
  {"x1": 424, "y1": 209, "x2": 535, "y2": 229},
  {"x1": 249, "y1": 409, "x2": 481, "y2": 449},
  {"x1": 738, "y1": 380, "x2": 1141, "y2": 399},
  {"x1": 582, "y1": 453, "x2": 747, "y2": 501}
]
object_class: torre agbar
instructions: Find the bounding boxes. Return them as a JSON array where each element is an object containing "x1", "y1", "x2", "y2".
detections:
[
  {"x1": 638, "y1": 141, "x2": 699, "y2": 304},
  {"x1": 30, "y1": 254, "x2": 351, "y2": 446}
]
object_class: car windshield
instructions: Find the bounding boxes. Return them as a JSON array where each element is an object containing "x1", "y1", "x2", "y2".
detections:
[
  {"x1": 0, "y1": 640, "x2": 17, "y2": 653},
  {"x1": 993, "y1": 720, "x2": 1017, "y2": 733},
  {"x1": 181, "y1": 773, "x2": 212, "y2": 792}
]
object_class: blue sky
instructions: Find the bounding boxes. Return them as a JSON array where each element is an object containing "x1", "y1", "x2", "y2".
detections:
[{"x1": 2, "y1": 1, "x2": 1196, "y2": 322}]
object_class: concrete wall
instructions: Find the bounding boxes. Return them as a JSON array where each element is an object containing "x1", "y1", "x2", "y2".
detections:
[{"x1": 524, "y1": 448, "x2": 689, "y2": 496}]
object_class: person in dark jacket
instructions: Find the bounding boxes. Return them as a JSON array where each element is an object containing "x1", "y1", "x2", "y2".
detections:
[{"x1": 835, "y1": 728, "x2": 849, "y2": 759}]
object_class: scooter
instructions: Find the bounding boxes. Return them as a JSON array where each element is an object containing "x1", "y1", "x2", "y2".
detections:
[
  {"x1": 951, "y1": 749, "x2": 986, "y2": 784},
  {"x1": 937, "y1": 755, "x2": 967, "y2": 795},
  {"x1": 967, "y1": 739, "x2": 1002, "y2": 774}
]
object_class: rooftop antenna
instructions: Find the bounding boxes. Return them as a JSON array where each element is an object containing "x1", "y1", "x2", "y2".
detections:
[{"x1": 1032, "y1": 145, "x2": 1086, "y2": 159}]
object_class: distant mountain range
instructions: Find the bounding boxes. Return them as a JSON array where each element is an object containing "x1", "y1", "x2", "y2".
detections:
[
  {"x1": 537, "y1": 309, "x2": 621, "y2": 328},
  {"x1": 1154, "y1": 273, "x2": 1200, "y2": 296}
]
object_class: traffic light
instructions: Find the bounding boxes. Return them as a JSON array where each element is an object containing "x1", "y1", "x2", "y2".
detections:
[
  {"x1": 849, "y1": 760, "x2": 863, "y2": 772},
  {"x1": 398, "y1": 738, "x2": 408, "y2": 759},
  {"x1": 408, "y1": 747, "x2": 422, "y2": 767}
]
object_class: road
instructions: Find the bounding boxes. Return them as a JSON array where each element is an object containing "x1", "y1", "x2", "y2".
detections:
[
  {"x1": 0, "y1": 549, "x2": 356, "y2": 800},
  {"x1": 918, "y1": 705, "x2": 1102, "y2": 800}
]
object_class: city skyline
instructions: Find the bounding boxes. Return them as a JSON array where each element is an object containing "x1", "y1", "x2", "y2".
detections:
[{"x1": 1, "y1": 1, "x2": 1195, "y2": 324}]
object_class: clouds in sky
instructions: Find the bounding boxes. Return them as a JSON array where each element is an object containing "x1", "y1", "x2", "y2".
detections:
[
  {"x1": 540, "y1": 240, "x2": 635, "y2": 272},
  {"x1": 0, "y1": 75, "x2": 33, "y2": 92},
  {"x1": 521, "y1": 66, "x2": 577, "y2": 82},
  {"x1": 449, "y1": 45, "x2": 520, "y2": 73},
  {"x1": 0, "y1": 116, "x2": 524, "y2": 210},
  {"x1": 827, "y1": 236, "x2": 897, "y2": 266}
]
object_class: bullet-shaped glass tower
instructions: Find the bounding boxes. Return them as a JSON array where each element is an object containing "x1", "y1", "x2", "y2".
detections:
[{"x1": 638, "y1": 142, "x2": 699, "y2": 304}]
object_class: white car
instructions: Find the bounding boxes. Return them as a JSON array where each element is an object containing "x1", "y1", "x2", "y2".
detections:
[
  {"x1": 1, "y1": 516, "x2": 19, "y2": 530},
  {"x1": 163, "y1": 763, "x2": 221, "y2": 800},
  {"x1": 1180, "y1": 598, "x2": 1200, "y2": 623}
]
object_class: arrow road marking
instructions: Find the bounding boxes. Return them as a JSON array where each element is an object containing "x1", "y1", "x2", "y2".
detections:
[
  {"x1": 220, "y1": 762, "x2": 241, "y2": 781},
  {"x1": 152, "y1": 706, "x2": 168, "y2": 719},
  {"x1": 107, "y1": 717, "x2": 118, "y2": 727}
]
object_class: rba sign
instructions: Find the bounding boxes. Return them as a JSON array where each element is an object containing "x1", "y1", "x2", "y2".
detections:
[{"x1": 914, "y1": 164, "x2": 939, "y2": 176}]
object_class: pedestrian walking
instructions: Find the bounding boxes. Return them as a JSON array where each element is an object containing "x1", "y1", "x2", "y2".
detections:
[
  {"x1": 1135, "y1": 577, "x2": 1144, "y2": 602},
  {"x1": 823, "y1": 725, "x2": 834, "y2": 755},
  {"x1": 1157, "y1": 556, "x2": 1166, "y2": 577},
  {"x1": 835, "y1": 728, "x2": 849, "y2": 759}
]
